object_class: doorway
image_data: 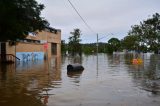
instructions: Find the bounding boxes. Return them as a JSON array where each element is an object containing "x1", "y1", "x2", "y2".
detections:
[
  {"x1": 51, "y1": 43, "x2": 57, "y2": 55},
  {"x1": 0, "y1": 42, "x2": 6, "y2": 61}
]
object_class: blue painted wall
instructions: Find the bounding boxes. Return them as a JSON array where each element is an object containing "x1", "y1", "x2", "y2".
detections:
[{"x1": 16, "y1": 52, "x2": 44, "y2": 61}]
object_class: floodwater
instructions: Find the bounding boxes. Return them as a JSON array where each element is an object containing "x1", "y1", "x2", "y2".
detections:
[{"x1": 0, "y1": 53, "x2": 160, "y2": 106}]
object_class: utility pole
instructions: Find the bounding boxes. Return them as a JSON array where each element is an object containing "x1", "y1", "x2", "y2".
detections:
[
  {"x1": 96, "y1": 33, "x2": 99, "y2": 77},
  {"x1": 157, "y1": 25, "x2": 160, "y2": 54},
  {"x1": 96, "y1": 33, "x2": 98, "y2": 54}
]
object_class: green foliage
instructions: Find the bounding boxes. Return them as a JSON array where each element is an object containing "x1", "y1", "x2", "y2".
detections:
[
  {"x1": 61, "y1": 40, "x2": 67, "y2": 53},
  {"x1": 0, "y1": 0, "x2": 48, "y2": 41},
  {"x1": 98, "y1": 43, "x2": 108, "y2": 53},
  {"x1": 126, "y1": 13, "x2": 160, "y2": 53},
  {"x1": 68, "y1": 28, "x2": 82, "y2": 54},
  {"x1": 82, "y1": 43, "x2": 106, "y2": 54},
  {"x1": 82, "y1": 44, "x2": 95, "y2": 54},
  {"x1": 108, "y1": 38, "x2": 121, "y2": 53},
  {"x1": 82, "y1": 43, "x2": 110, "y2": 54},
  {"x1": 106, "y1": 44, "x2": 114, "y2": 54},
  {"x1": 66, "y1": 13, "x2": 160, "y2": 54},
  {"x1": 121, "y1": 35, "x2": 139, "y2": 51}
]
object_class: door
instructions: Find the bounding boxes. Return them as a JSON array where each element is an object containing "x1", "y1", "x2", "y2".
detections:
[
  {"x1": 1, "y1": 42, "x2": 6, "y2": 61},
  {"x1": 51, "y1": 43, "x2": 57, "y2": 55}
]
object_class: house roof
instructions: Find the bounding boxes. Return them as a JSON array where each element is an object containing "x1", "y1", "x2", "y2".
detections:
[{"x1": 45, "y1": 26, "x2": 61, "y2": 34}]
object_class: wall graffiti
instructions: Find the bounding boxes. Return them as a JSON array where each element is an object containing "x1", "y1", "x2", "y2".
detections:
[{"x1": 16, "y1": 52, "x2": 44, "y2": 61}]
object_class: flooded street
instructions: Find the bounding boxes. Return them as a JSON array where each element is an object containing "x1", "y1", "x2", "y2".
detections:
[{"x1": 0, "y1": 53, "x2": 160, "y2": 106}]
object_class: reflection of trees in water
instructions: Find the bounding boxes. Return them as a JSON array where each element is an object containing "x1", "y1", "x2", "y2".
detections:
[
  {"x1": 0, "y1": 65, "x2": 45, "y2": 106},
  {"x1": 67, "y1": 53, "x2": 84, "y2": 84},
  {"x1": 61, "y1": 54, "x2": 84, "y2": 85},
  {"x1": 66, "y1": 54, "x2": 84, "y2": 84},
  {"x1": 67, "y1": 70, "x2": 83, "y2": 78},
  {"x1": 67, "y1": 70, "x2": 83, "y2": 85},
  {"x1": 141, "y1": 54, "x2": 160, "y2": 80},
  {"x1": 124, "y1": 53, "x2": 134, "y2": 65},
  {"x1": 0, "y1": 88, "x2": 45, "y2": 106},
  {"x1": 68, "y1": 53, "x2": 83, "y2": 64},
  {"x1": 126, "y1": 54, "x2": 160, "y2": 95},
  {"x1": 0, "y1": 56, "x2": 62, "y2": 106},
  {"x1": 49, "y1": 56, "x2": 62, "y2": 81},
  {"x1": 0, "y1": 64, "x2": 7, "y2": 80},
  {"x1": 61, "y1": 55, "x2": 67, "y2": 65},
  {"x1": 141, "y1": 54, "x2": 160, "y2": 94},
  {"x1": 107, "y1": 53, "x2": 121, "y2": 65}
]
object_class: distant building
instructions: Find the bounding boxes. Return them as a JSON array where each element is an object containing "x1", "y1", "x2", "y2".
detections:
[{"x1": 0, "y1": 27, "x2": 61, "y2": 62}]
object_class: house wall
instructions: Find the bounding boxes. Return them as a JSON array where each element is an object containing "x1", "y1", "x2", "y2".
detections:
[
  {"x1": 15, "y1": 42, "x2": 44, "y2": 61},
  {"x1": 6, "y1": 42, "x2": 16, "y2": 55},
  {"x1": 5, "y1": 29, "x2": 61, "y2": 61},
  {"x1": 57, "y1": 43, "x2": 61, "y2": 57},
  {"x1": 26, "y1": 30, "x2": 61, "y2": 44},
  {"x1": 16, "y1": 42, "x2": 44, "y2": 52}
]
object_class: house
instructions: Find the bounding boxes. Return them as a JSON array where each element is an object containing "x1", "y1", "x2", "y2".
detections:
[{"x1": 0, "y1": 27, "x2": 61, "y2": 62}]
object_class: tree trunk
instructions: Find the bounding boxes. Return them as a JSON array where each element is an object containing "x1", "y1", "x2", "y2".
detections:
[{"x1": 0, "y1": 42, "x2": 6, "y2": 62}]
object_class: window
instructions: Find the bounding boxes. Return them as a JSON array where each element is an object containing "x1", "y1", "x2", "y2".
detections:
[{"x1": 51, "y1": 43, "x2": 57, "y2": 55}]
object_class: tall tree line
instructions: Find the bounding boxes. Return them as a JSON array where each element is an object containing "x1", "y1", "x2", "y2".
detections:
[
  {"x1": 62, "y1": 13, "x2": 160, "y2": 54},
  {"x1": 122, "y1": 13, "x2": 160, "y2": 53}
]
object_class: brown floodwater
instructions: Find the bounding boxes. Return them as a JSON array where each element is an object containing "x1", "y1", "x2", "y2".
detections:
[{"x1": 0, "y1": 53, "x2": 160, "y2": 106}]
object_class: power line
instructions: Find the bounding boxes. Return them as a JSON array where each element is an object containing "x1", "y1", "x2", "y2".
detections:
[{"x1": 67, "y1": 0, "x2": 95, "y2": 34}]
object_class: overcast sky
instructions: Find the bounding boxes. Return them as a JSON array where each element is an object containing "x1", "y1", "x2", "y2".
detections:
[{"x1": 37, "y1": 0, "x2": 160, "y2": 43}]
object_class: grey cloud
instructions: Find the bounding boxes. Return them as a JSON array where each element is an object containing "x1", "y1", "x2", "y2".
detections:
[{"x1": 37, "y1": 0, "x2": 160, "y2": 43}]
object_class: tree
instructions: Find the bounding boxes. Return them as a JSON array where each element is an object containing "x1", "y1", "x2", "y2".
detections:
[
  {"x1": 0, "y1": 0, "x2": 48, "y2": 41},
  {"x1": 61, "y1": 40, "x2": 67, "y2": 54},
  {"x1": 68, "y1": 28, "x2": 82, "y2": 55},
  {"x1": 82, "y1": 43, "x2": 94, "y2": 54},
  {"x1": 121, "y1": 35, "x2": 139, "y2": 51},
  {"x1": 128, "y1": 13, "x2": 160, "y2": 53},
  {"x1": 108, "y1": 38, "x2": 121, "y2": 52}
]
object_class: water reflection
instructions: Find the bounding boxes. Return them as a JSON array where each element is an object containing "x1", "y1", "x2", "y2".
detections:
[
  {"x1": 67, "y1": 70, "x2": 83, "y2": 85},
  {"x1": 67, "y1": 70, "x2": 83, "y2": 78},
  {"x1": 68, "y1": 54, "x2": 83, "y2": 64},
  {"x1": 124, "y1": 53, "x2": 160, "y2": 95},
  {"x1": 108, "y1": 53, "x2": 121, "y2": 65},
  {"x1": 65, "y1": 54, "x2": 84, "y2": 85},
  {"x1": 0, "y1": 56, "x2": 61, "y2": 106},
  {"x1": 0, "y1": 54, "x2": 160, "y2": 106}
]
